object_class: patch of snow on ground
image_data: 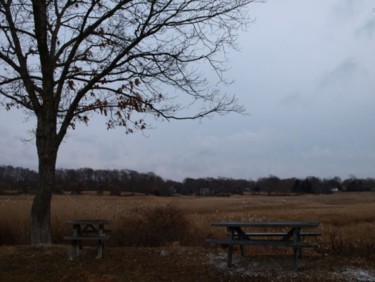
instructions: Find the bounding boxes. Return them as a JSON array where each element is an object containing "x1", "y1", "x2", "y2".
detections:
[
  {"x1": 342, "y1": 268, "x2": 375, "y2": 282},
  {"x1": 206, "y1": 253, "x2": 299, "y2": 280},
  {"x1": 206, "y1": 253, "x2": 375, "y2": 281}
]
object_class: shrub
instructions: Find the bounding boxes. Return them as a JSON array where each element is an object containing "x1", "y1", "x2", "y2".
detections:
[
  {"x1": 113, "y1": 205, "x2": 190, "y2": 247},
  {"x1": 0, "y1": 220, "x2": 20, "y2": 245}
]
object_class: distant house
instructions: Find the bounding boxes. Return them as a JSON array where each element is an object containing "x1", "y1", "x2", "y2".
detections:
[{"x1": 199, "y1": 188, "x2": 210, "y2": 196}]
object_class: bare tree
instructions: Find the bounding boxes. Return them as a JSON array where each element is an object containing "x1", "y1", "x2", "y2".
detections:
[{"x1": 0, "y1": 0, "x2": 254, "y2": 244}]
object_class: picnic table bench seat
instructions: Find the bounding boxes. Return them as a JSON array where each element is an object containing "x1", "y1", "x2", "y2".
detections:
[
  {"x1": 65, "y1": 228, "x2": 112, "y2": 234},
  {"x1": 64, "y1": 235, "x2": 110, "y2": 241},
  {"x1": 242, "y1": 232, "x2": 321, "y2": 237},
  {"x1": 204, "y1": 238, "x2": 319, "y2": 248}
]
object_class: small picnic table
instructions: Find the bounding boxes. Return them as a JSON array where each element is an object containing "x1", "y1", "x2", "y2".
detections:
[
  {"x1": 64, "y1": 219, "x2": 111, "y2": 259},
  {"x1": 206, "y1": 221, "x2": 321, "y2": 270}
]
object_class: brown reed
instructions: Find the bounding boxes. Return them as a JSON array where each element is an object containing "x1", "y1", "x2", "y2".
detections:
[{"x1": 0, "y1": 192, "x2": 373, "y2": 258}]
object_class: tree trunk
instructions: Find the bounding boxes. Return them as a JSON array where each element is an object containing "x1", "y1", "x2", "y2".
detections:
[
  {"x1": 30, "y1": 184, "x2": 52, "y2": 244},
  {"x1": 30, "y1": 114, "x2": 58, "y2": 245}
]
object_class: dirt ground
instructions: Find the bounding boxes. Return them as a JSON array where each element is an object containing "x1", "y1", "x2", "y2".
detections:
[{"x1": 0, "y1": 245, "x2": 374, "y2": 282}]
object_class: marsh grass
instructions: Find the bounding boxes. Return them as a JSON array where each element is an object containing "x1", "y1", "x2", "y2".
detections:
[
  {"x1": 0, "y1": 192, "x2": 374, "y2": 258},
  {"x1": 0, "y1": 196, "x2": 30, "y2": 244}
]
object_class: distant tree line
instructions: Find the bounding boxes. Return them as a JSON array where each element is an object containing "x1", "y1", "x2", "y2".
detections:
[{"x1": 0, "y1": 165, "x2": 374, "y2": 196}]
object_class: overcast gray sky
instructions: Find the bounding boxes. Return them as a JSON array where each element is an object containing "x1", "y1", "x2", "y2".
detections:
[{"x1": 1, "y1": 0, "x2": 375, "y2": 181}]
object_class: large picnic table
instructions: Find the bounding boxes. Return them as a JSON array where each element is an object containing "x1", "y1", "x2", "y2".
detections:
[
  {"x1": 64, "y1": 219, "x2": 111, "y2": 259},
  {"x1": 207, "y1": 221, "x2": 321, "y2": 270}
]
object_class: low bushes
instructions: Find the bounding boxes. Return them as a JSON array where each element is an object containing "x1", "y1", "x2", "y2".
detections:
[
  {"x1": 0, "y1": 220, "x2": 18, "y2": 245},
  {"x1": 112, "y1": 205, "x2": 192, "y2": 247}
]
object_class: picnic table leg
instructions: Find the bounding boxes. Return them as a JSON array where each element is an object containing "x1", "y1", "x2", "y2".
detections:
[
  {"x1": 96, "y1": 239, "x2": 103, "y2": 259},
  {"x1": 73, "y1": 225, "x2": 83, "y2": 251},
  {"x1": 71, "y1": 225, "x2": 82, "y2": 259},
  {"x1": 293, "y1": 247, "x2": 300, "y2": 271},
  {"x1": 227, "y1": 244, "x2": 233, "y2": 267},
  {"x1": 232, "y1": 227, "x2": 247, "y2": 257},
  {"x1": 296, "y1": 228, "x2": 303, "y2": 258},
  {"x1": 298, "y1": 248, "x2": 303, "y2": 259},
  {"x1": 291, "y1": 227, "x2": 303, "y2": 259},
  {"x1": 96, "y1": 224, "x2": 105, "y2": 259},
  {"x1": 226, "y1": 227, "x2": 235, "y2": 266},
  {"x1": 240, "y1": 244, "x2": 245, "y2": 257},
  {"x1": 73, "y1": 239, "x2": 80, "y2": 258}
]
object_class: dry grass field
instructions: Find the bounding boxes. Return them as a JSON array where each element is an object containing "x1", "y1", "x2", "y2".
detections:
[{"x1": 0, "y1": 192, "x2": 374, "y2": 281}]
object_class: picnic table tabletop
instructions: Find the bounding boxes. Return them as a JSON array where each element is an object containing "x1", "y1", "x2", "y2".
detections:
[
  {"x1": 66, "y1": 219, "x2": 111, "y2": 225},
  {"x1": 211, "y1": 221, "x2": 320, "y2": 228}
]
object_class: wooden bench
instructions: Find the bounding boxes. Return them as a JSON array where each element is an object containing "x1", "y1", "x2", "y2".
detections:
[{"x1": 205, "y1": 238, "x2": 319, "y2": 270}]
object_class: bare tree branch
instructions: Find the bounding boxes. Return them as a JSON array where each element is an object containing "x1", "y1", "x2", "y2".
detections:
[{"x1": 0, "y1": 0, "x2": 257, "y2": 243}]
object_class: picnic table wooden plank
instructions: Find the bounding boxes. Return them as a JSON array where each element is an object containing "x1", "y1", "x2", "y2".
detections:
[
  {"x1": 66, "y1": 219, "x2": 111, "y2": 225},
  {"x1": 243, "y1": 232, "x2": 321, "y2": 237},
  {"x1": 64, "y1": 235, "x2": 110, "y2": 241},
  {"x1": 211, "y1": 221, "x2": 320, "y2": 228},
  {"x1": 204, "y1": 238, "x2": 319, "y2": 248}
]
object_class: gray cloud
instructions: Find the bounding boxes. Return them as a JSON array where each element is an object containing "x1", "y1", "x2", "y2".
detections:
[
  {"x1": 1, "y1": 0, "x2": 375, "y2": 181},
  {"x1": 317, "y1": 58, "x2": 360, "y2": 90},
  {"x1": 356, "y1": 18, "x2": 375, "y2": 39}
]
